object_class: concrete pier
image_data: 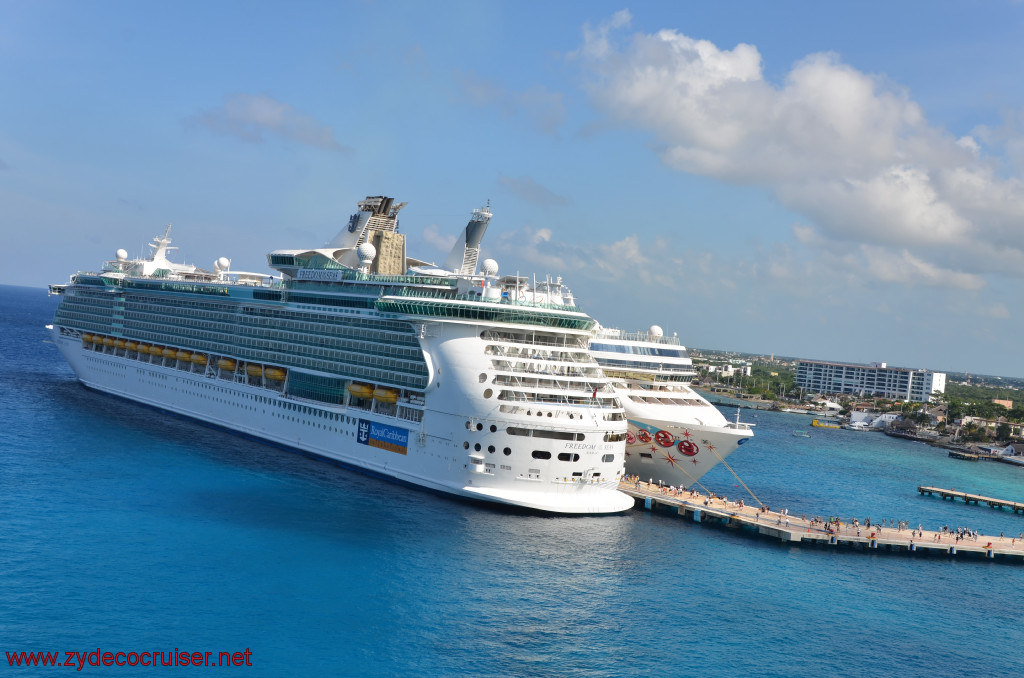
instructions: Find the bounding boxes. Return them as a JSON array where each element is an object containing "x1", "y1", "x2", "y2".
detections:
[
  {"x1": 918, "y1": 486, "x2": 1024, "y2": 514},
  {"x1": 620, "y1": 481, "x2": 1024, "y2": 563}
]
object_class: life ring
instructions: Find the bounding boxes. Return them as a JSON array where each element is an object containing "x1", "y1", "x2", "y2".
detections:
[
  {"x1": 678, "y1": 440, "x2": 699, "y2": 456},
  {"x1": 655, "y1": 430, "x2": 674, "y2": 447},
  {"x1": 637, "y1": 430, "x2": 651, "y2": 443},
  {"x1": 625, "y1": 431, "x2": 636, "y2": 444}
]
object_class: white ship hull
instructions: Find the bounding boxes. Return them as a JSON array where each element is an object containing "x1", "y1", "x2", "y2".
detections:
[
  {"x1": 623, "y1": 416, "x2": 751, "y2": 488},
  {"x1": 52, "y1": 328, "x2": 633, "y2": 514},
  {"x1": 49, "y1": 196, "x2": 637, "y2": 515}
]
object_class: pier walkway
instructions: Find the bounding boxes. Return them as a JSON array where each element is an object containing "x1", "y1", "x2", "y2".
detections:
[
  {"x1": 918, "y1": 486, "x2": 1024, "y2": 514},
  {"x1": 620, "y1": 481, "x2": 1024, "y2": 563}
]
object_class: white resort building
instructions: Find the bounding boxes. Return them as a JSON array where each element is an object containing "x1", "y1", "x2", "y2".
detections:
[{"x1": 795, "y1": 360, "x2": 946, "y2": 403}]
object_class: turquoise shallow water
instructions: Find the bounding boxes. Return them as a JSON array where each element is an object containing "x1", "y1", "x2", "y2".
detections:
[{"x1": 2, "y1": 285, "x2": 1023, "y2": 676}]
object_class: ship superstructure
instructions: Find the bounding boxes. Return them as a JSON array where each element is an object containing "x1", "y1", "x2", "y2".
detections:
[
  {"x1": 590, "y1": 326, "x2": 753, "y2": 488},
  {"x1": 48, "y1": 196, "x2": 633, "y2": 514}
]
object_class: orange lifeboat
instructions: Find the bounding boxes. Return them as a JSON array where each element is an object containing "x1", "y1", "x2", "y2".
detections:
[
  {"x1": 373, "y1": 387, "x2": 399, "y2": 404},
  {"x1": 162, "y1": 347, "x2": 177, "y2": 358},
  {"x1": 115, "y1": 339, "x2": 127, "y2": 349},
  {"x1": 217, "y1": 358, "x2": 237, "y2": 371},
  {"x1": 82, "y1": 333, "x2": 94, "y2": 343},
  {"x1": 349, "y1": 383, "x2": 374, "y2": 399},
  {"x1": 265, "y1": 367, "x2": 287, "y2": 381},
  {"x1": 176, "y1": 350, "x2": 191, "y2": 361},
  {"x1": 103, "y1": 336, "x2": 115, "y2": 347},
  {"x1": 191, "y1": 354, "x2": 208, "y2": 365},
  {"x1": 92, "y1": 335, "x2": 104, "y2": 344},
  {"x1": 245, "y1": 364, "x2": 264, "y2": 377},
  {"x1": 125, "y1": 341, "x2": 138, "y2": 351}
]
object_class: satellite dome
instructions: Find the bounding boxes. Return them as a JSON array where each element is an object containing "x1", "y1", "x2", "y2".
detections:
[
  {"x1": 648, "y1": 325, "x2": 664, "y2": 338},
  {"x1": 481, "y1": 258, "x2": 498, "y2": 276},
  {"x1": 357, "y1": 242, "x2": 377, "y2": 266},
  {"x1": 115, "y1": 249, "x2": 128, "y2": 261},
  {"x1": 214, "y1": 256, "x2": 230, "y2": 272}
]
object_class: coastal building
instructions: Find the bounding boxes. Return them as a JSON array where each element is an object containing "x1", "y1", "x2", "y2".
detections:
[{"x1": 795, "y1": 360, "x2": 945, "y2": 403}]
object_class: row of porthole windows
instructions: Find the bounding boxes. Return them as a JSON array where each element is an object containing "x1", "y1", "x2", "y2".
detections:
[
  {"x1": 529, "y1": 451, "x2": 615, "y2": 463},
  {"x1": 460, "y1": 442, "x2": 613, "y2": 464},
  {"x1": 466, "y1": 420, "x2": 589, "y2": 442},
  {"x1": 463, "y1": 441, "x2": 512, "y2": 456}
]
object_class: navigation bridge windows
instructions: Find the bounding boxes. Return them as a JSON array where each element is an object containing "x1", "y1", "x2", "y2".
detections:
[
  {"x1": 480, "y1": 329, "x2": 588, "y2": 349},
  {"x1": 485, "y1": 345, "x2": 599, "y2": 364},
  {"x1": 492, "y1": 374, "x2": 611, "y2": 394}
]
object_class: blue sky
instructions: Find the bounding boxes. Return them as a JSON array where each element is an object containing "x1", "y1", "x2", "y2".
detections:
[{"x1": 4, "y1": 1, "x2": 1024, "y2": 377}]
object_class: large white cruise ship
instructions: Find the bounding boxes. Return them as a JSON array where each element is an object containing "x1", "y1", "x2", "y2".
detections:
[
  {"x1": 48, "y1": 195, "x2": 633, "y2": 514},
  {"x1": 589, "y1": 326, "x2": 753, "y2": 488}
]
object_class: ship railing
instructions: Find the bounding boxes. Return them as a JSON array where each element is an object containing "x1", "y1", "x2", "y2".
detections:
[
  {"x1": 385, "y1": 286, "x2": 582, "y2": 312},
  {"x1": 594, "y1": 329, "x2": 682, "y2": 345}
]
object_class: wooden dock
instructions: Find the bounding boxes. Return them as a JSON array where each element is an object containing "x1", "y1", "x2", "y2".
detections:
[
  {"x1": 620, "y1": 481, "x2": 1024, "y2": 562},
  {"x1": 918, "y1": 486, "x2": 1024, "y2": 514}
]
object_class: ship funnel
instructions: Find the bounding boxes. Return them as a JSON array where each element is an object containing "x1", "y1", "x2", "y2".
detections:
[{"x1": 444, "y1": 203, "x2": 492, "y2": 275}]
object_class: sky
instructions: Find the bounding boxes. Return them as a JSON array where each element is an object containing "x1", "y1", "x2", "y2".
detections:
[{"x1": 3, "y1": 1, "x2": 1024, "y2": 377}]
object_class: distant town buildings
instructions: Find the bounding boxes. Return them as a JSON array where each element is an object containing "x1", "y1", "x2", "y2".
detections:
[
  {"x1": 705, "y1": 363, "x2": 751, "y2": 377},
  {"x1": 795, "y1": 359, "x2": 946, "y2": 403}
]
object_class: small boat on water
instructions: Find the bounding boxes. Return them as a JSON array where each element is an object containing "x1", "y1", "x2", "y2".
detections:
[
  {"x1": 793, "y1": 430, "x2": 810, "y2": 438},
  {"x1": 811, "y1": 419, "x2": 841, "y2": 429}
]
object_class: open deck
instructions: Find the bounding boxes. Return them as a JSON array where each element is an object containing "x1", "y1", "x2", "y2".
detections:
[{"x1": 621, "y1": 481, "x2": 1024, "y2": 563}]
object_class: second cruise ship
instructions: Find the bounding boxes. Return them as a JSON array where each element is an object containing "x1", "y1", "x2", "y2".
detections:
[{"x1": 590, "y1": 326, "x2": 753, "y2": 488}]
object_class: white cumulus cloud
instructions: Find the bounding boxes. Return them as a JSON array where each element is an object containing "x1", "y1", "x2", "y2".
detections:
[{"x1": 573, "y1": 13, "x2": 1024, "y2": 288}]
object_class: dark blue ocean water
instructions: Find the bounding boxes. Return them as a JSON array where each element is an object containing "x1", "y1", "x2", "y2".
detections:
[{"x1": 2, "y1": 284, "x2": 1023, "y2": 677}]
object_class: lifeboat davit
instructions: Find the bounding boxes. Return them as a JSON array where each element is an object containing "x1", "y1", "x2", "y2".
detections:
[
  {"x1": 349, "y1": 383, "x2": 374, "y2": 399},
  {"x1": 217, "y1": 358, "x2": 237, "y2": 371},
  {"x1": 245, "y1": 364, "x2": 264, "y2": 377},
  {"x1": 373, "y1": 387, "x2": 399, "y2": 404},
  {"x1": 265, "y1": 367, "x2": 287, "y2": 381},
  {"x1": 191, "y1": 354, "x2": 208, "y2": 365}
]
